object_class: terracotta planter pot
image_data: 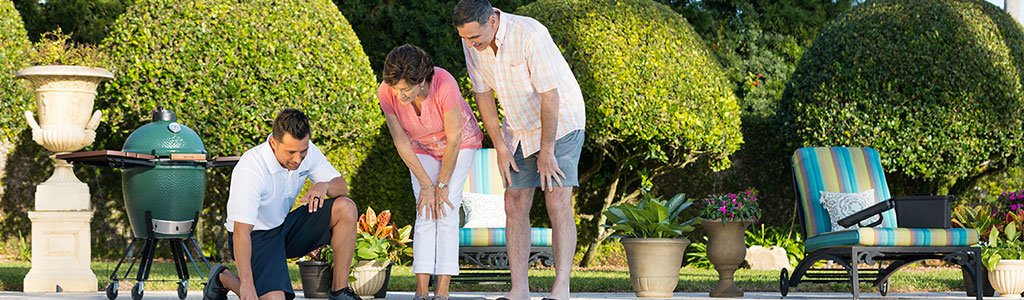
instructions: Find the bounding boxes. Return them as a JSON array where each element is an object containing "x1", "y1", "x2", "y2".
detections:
[
  {"x1": 703, "y1": 219, "x2": 753, "y2": 298},
  {"x1": 621, "y1": 238, "x2": 691, "y2": 298},
  {"x1": 988, "y1": 259, "x2": 1024, "y2": 298},
  {"x1": 350, "y1": 260, "x2": 390, "y2": 297}
]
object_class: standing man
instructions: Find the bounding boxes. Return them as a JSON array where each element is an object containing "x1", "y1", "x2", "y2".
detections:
[
  {"x1": 203, "y1": 109, "x2": 362, "y2": 300},
  {"x1": 453, "y1": 1, "x2": 586, "y2": 300}
]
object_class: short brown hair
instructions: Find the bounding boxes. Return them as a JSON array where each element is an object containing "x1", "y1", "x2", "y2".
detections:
[
  {"x1": 382, "y1": 44, "x2": 435, "y2": 86},
  {"x1": 452, "y1": 0, "x2": 494, "y2": 27},
  {"x1": 272, "y1": 108, "x2": 311, "y2": 141}
]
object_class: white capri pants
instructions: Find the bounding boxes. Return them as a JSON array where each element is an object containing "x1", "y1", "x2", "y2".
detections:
[{"x1": 410, "y1": 148, "x2": 476, "y2": 275}]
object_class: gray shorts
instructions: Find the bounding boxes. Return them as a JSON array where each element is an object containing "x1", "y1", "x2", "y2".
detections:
[{"x1": 507, "y1": 129, "x2": 584, "y2": 190}]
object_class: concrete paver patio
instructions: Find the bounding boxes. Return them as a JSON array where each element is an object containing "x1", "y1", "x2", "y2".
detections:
[{"x1": 0, "y1": 291, "x2": 988, "y2": 300}]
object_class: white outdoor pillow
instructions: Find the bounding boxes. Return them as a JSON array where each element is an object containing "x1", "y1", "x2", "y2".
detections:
[
  {"x1": 820, "y1": 189, "x2": 879, "y2": 232},
  {"x1": 461, "y1": 192, "x2": 506, "y2": 228}
]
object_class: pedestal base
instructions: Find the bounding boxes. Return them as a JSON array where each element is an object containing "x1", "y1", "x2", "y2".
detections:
[
  {"x1": 34, "y1": 181, "x2": 90, "y2": 211},
  {"x1": 23, "y1": 211, "x2": 96, "y2": 292}
]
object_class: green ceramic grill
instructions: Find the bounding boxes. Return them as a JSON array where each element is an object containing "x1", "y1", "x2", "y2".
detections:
[{"x1": 120, "y1": 109, "x2": 208, "y2": 238}]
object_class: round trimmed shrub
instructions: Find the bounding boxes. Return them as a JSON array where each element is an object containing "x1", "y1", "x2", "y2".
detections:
[
  {"x1": 0, "y1": 1, "x2": 31, "y2": 144},
  {"x1": 97, "y1": 0, "x2": 380, "y2": 258},
  {"x1": 517, "y1": 0, "x2": 742, "y2": 264},
  {"x1": 779, "y1": 0, "x2": 1024, "y2": 194}
]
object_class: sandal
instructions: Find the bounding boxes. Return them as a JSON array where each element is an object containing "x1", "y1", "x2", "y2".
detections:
[
  {"x1": 431, "y1": 296, "x2": 450, "y2": 300},
  {"x1": 413, "y1": 295, "x2": 430, "y2": 300}
]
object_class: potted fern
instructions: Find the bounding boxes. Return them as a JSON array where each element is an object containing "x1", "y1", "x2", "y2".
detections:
[{"x1": 602, "y1": 192, "x2": 696, "y2": 298}]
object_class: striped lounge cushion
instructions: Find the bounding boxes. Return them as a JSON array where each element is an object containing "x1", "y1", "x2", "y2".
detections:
[
  {"x1": 804, "y1": 227, "x2": 979, "y2": 252},
  {"x1": 459, "y1": 227, "x2": 553, "y2": 247},
  {"x1": 792, "y1": 147, "x2": 897, "y2": 238}
]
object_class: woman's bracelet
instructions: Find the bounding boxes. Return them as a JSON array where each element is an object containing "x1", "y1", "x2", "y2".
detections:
[{"x1": 420, "y1": 184, "x2": 435, "y2": 190}]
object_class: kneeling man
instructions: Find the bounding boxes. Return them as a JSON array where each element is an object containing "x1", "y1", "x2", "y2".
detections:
[{"x1": 204, "y1": 108, "x2": 361, "y2": 300}]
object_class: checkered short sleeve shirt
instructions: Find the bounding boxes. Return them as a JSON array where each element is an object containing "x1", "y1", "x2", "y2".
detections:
[{"x1": 463, "y1": 9, "x2": 586, "y2": 157}]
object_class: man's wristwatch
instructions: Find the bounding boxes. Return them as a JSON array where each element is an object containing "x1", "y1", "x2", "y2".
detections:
[{"x1": 437, "y1": 181, "x2": 448, "y2": 189}]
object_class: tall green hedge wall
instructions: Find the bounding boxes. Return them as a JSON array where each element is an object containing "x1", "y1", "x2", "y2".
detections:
[
  {"x1": 91, "y1": 0, "x2": 381, "y2": 259},
  {"x1": 0, "y1": 0, "x2": 30, "y2": 144},
  {"x1": 517, "y1": 0, "x2": 743, "y2": 262},
  {"x1": 779, "y1": 0, "x2": 1024, "y2": 195}
]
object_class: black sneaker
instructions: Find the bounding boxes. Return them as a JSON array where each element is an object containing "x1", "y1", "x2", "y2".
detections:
[
  {"x1": 327, "y1": 287, "x2": 363, "y2": 300},
  {"x1": 202, "y1": 264, "x2": 229, "y2": 300}
]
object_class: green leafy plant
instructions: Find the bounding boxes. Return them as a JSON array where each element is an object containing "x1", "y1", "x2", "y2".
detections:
[
  {"x1": 15, "y1": 230, "x2": 30, "y2": 262},
  {"x1": 27, "y1": 28, "x2": 108, "y2": 68},
  {"x1": 952, "y1": 203, "x2": 999, "y2": 241},
  {"x1": 684, "y1": 236, "x2": 712, "y2": 269},
  {"x1": 700, "y1": 189, "x2": 762, "y2": 224},
  {"x1": 983, "y1": 223, "x2": 1024, "y2": 269},
  {"x1": 602, "y1": 193, "x2": 697, "y2": 239}
]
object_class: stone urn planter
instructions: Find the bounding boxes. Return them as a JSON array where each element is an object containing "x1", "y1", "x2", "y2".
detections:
[
  {"x1": 621, "y1": 238, "x2": 690, "y2": 297},
  {"x1": 350, "y1": 260, "x2": 390, "y2": 297},
  {"x1": 988, "y1": 259, "x2": 1024, "y2": 298},
  {"x1": 17, "y1": 65, "x2": 113, "y2": 293},
  {"x1": 703, "y1": 219, "x2": 754, "y2": 297}
]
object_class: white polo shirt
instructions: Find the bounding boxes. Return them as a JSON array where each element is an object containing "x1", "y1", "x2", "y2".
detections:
[{"x1": 224, "y1": 137, "x2": 342, "y2": 232}]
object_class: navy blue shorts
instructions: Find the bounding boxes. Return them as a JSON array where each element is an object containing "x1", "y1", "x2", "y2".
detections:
[{"x1": 228, "y1": 198, "x2": 335, "y2": 299}]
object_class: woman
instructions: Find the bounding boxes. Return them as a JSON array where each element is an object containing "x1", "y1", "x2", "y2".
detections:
[{"x1": 378, "y1": 44, "x2": 483, "y2": 300}]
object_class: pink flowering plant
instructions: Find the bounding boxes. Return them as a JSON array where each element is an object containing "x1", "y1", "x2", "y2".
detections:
[
  {"x1": 996, "y1": 189, "x2": 1024, "y2": 216},
  {"x1": 700, "y1": 189, "x2": 762, "y2": 224}
]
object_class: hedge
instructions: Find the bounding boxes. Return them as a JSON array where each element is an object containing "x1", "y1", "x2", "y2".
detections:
[
  {"x1": 516, "y1": 0, "x2": 743, "y2": 266},
  {"x1": 88, "y1": 0, "x2": 381, "y2": 259},
  {"x1": 0, "y1": 0, "x2": 30, "y2": 144},
  {"x1": 779, "y1": 0, "x2": 1024, "y2": 195},
  {"x1": 334, "y1": 0, "x2": 536, "y2": 83}
]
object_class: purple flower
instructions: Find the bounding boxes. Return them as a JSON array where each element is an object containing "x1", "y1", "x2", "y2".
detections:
[
  {"x1": 738, "y1": 203, "x2": 743, "y2": 207},
  {"x1": 732, "y1": 199, "x2": 737, "y2": 204},
  {"x1": 719, "y1": 206, "x2": 727, "y2": 213},
  {"x1": 752, "y1": 196, "x2": 758, "y2": 201},
  {"x1": 745, "y1": 191, "x2": 752, "y2": 195},
  {"x1": 729, "y1": 213, "x2": 735, "y2": 218},
  {"x1": 729, "y1": 194, "x2": 738, "y2": 199}
]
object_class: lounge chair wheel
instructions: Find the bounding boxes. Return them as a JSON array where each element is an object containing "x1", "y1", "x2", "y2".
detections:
[
  {"x1": 105, "y1": 281, "x2": 118, "y2": 299},
  {"x1": 780, "y1": 268, "x2": 790, "y2": 297},
  {"x1": 131, "y1": 282, "x2": 144, "y2": 300},
  {"x1": 879, "y1": 280, "x2": 889, "y2": 296}
]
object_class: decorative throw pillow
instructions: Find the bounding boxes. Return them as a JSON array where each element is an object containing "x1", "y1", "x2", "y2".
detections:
[
  {"x1": 461, "y1": 192, "x2": 506, "y2": 228},
  {"x1": 820, "y1": 189, "x2": 879, "y2": 232}
]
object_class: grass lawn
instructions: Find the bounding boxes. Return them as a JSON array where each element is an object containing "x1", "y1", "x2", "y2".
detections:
[{"x1": 0, "y1": 261, "x2": 969, "y2": 294}]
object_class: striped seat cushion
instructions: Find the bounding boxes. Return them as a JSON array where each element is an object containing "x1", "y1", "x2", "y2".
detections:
[
  {"x1": 805, "y1": 227, "x2": 979, "y2": 252},
  {"x1": 459, "y1": 227, "x2": 553, "y2": 247}
]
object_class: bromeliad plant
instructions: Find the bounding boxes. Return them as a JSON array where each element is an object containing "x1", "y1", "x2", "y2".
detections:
[
  {"x1": 700, "y1": 189, "x2": 763, "y2": 224},
  {"x1": 602, "y1": 193, "x2": 697, "y2": 238}
]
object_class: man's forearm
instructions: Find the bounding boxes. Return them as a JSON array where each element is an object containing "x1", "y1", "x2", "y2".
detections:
[
  {"x1": 232, "y1": 224, "x2": 255, "y2": 288},
  {"x1": 326, "y1": 177, "x2": 348, "y2": 198},
  {"x1": 475, "y1": 91, "x2": 507, "y2": 150},
  {"x1": 539, "y1": 89, "x2": 560, "y2": 153}
]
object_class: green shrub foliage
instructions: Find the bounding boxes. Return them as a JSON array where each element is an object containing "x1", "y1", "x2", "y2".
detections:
[
  {"x1": 0, "y1": 0, "x2": 31, "y2": 144},
  {"x1": 96, "y1": 0, "x2": 380, "y2": 259},
  {"x1": 780, "y1": 0, "x2": 1024, "y2": 194},
  {"x1": 0, "y1": 0, "x2": 37, "y2": 247},
  {"x1": 334, "y1": 0, "x2": 535, "y2": 82},
  {"x1": 517, "y1": 0, "x2": 742, "y2": 266}
]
